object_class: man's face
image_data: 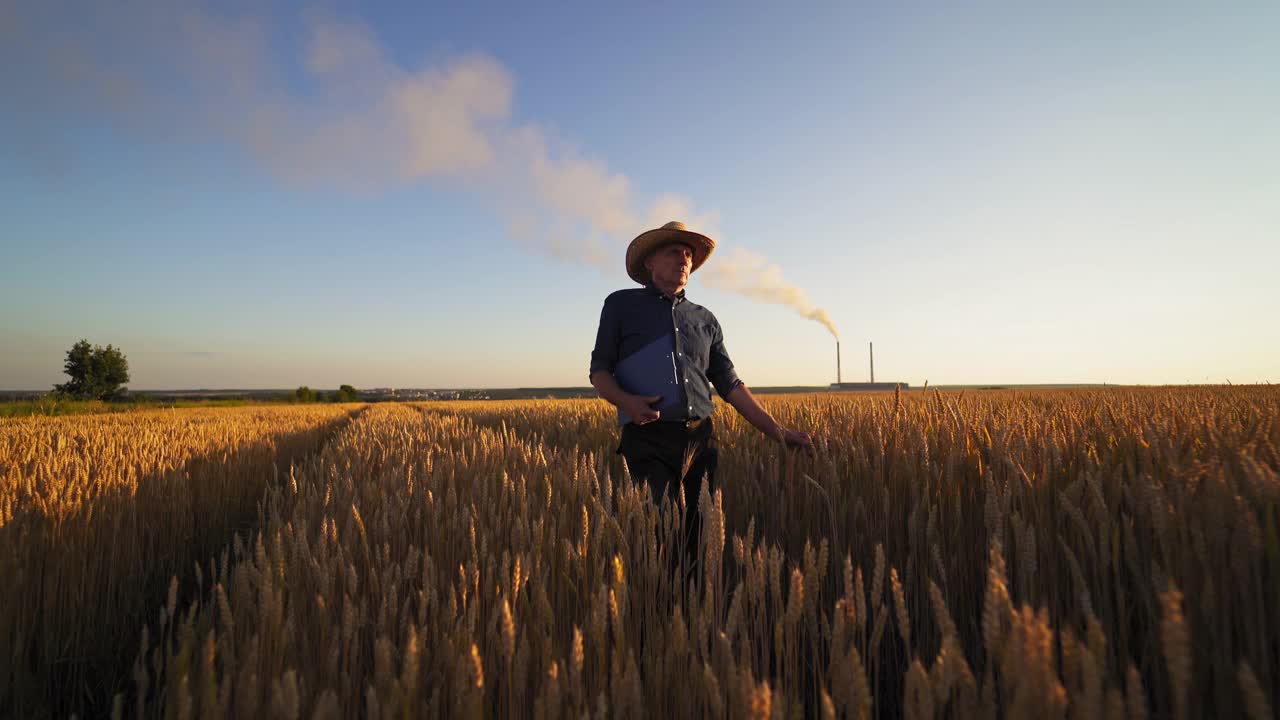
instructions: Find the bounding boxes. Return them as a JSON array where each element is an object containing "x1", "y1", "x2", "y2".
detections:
[{"x1": 645, "y1": 242, "x2": 694, "y2": 290}]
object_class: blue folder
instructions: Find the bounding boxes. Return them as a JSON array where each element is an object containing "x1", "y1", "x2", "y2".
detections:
[{"x1": 613, "y1": 334, "x2": 684, "y2": 425}]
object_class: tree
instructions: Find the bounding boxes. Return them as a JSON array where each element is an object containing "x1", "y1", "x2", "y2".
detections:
[
  {"x1": 294, "y1": 386, "x2": 315, "y2": 402},
  {"x1": 334, "y1": 384, "x2": 360, "y2": 402},
  {"x1": 54, "y1": 340, "x2": 130, "y2": 400}
]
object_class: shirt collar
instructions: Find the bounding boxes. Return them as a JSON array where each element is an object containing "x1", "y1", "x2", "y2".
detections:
[{"x1": 644, "y1": 283, "x2": 687, "y2": 304}]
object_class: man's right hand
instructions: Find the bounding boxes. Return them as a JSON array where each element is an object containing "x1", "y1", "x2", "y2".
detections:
[{"x1": 622, "y1": 394, "x2": 663, "y2": 425}]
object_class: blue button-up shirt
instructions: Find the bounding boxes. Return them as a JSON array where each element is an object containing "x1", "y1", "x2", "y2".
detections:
[{"x1": 590, "y1": 285, "x2": 743, "y2": 425}]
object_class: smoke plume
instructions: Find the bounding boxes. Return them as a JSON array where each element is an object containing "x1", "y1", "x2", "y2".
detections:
[
  {"x1": 699, "y1": 248, "x2": 839, "y2": 338},
  {"x1": 5, "y1": 1, "x2": 833, "y2": 333}
]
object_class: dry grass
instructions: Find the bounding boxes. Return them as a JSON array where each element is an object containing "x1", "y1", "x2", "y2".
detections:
[{"x1": 3, "y1": 386, "x2": 1277, "y2": 718}]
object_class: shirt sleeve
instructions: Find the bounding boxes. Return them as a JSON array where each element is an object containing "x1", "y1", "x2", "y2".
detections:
[
  {"x1": 588, "y1": 295, "x2": 621, "y2": 379},
  {"x1": 706, "y1": 316, "x2": 743, "y2": 399}
]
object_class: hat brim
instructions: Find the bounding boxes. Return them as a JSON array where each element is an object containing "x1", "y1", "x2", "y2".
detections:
[{"x1": 625, "y1": 228, "x2": 715, "y2": 285}]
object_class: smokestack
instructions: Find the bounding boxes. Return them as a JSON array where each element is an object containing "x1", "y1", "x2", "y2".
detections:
[
  {"x1": 836, "y1": 341, "x2": 842, "y2": 384},
  {"x1": 870, "y1": 341, "x2": 875, "y2": 383}
]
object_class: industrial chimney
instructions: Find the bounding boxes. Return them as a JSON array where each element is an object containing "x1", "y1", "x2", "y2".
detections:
[{"x1": 829, "y1": 340, "x2": 909, "y2": 391}]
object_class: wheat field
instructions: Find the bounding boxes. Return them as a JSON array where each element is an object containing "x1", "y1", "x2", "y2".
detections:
[{"x1": 1, "y1": 387, "x2": 1276, "y2": 718}]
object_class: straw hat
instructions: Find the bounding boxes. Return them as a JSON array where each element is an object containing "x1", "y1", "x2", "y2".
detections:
[{"x1": 625, "y1": 221, "x2": 716, "y2": 285}]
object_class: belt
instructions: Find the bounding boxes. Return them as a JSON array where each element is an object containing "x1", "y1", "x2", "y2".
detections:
[{"x1": 634, "y1": 417, "x2": 709, "y2": 431}]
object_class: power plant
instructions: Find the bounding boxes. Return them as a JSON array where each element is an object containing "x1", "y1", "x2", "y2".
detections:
[{"x1": 831, "y1": 340, "x2": 908, "y2": 391}]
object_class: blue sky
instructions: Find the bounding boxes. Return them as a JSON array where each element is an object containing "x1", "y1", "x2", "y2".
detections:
[{"x1": 3, "y1": 1, "x2": 1277, "y2": 390}]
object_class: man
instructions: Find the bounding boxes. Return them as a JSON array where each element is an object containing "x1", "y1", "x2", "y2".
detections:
[{"x1": 589, "y1": 221, "x2": 814, "y2": 572}]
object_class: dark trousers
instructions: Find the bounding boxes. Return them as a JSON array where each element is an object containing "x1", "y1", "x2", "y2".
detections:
[{"x1": 617, "y1": 418, "x2": 718, "y2": 576}]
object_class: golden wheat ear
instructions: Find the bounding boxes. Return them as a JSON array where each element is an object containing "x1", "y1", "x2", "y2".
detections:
[{"x1": 681, "y1": 443, "x2": 699, "y2": 480}]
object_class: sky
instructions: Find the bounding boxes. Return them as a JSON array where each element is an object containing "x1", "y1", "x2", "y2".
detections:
[{"x1": 2, "y1": 1, "x2": 1277, "y2": 390}]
